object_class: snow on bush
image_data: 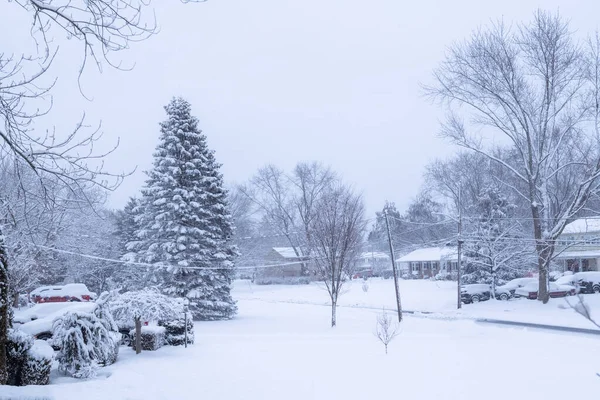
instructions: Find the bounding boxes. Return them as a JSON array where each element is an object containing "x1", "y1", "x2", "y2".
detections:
[
  {"x1": 52, "y1": 305, "x2": 120, "y2": 379},
  {"x1": 159, "y1": 313, "x2": 194, "y2": 346},
  {"x1": 110, "y1": 288, "x2": 184, "y2": 328},
  {"x1": 129, "y1": 326, "x2": 166, "y2": 351},
  {"x1": 6, "y1": 329, "x2": 53, "y2": 386},
  {"x1": 253, "y1": 276, "x2": 311, "y2": 285},
  {"x1": 21, "y1": 340, "x2": 53, "y2": 385},
  {"x1": 110, "y1": 288, "x2": 185, "y2": 353}
]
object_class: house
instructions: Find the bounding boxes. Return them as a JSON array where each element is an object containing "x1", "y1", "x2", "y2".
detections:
[
  {"x1": 358, "y1": 251, "x2": 391, "y2": 274},
  {"x1": 555, "y1": 218, "x2": 600, "y2": 272},
  {"x1": 256, "y1": 247, "x2": 308, "y2": 279},
  {"x1": 396, "y1": 247, "x2": 458, "y2": 279}
]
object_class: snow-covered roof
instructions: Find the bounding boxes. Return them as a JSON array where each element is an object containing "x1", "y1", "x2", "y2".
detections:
[
  {"x1": 272, "y1": 247, "x2": 304, "y2": 259},
  {"x1": 562, "y1": 218, "x2": 600, "y2": 235},
  {"x1": 360, "y1": 251, "x2": 390, "y2": 260},
  {"x1": 397, "y1": 247, "x2": 457, "y2": 263},
  {"x1": 555, "y1": 249, "x2": 600, "y2": 259}
]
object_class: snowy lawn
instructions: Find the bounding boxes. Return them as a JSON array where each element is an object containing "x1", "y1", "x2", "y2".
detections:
[
  {"x1": 235, "y1": 278, "x2": 600, "y2": 329},
  {"x1": 4, "y1": 293, "x2": 600, "y2": 400}
]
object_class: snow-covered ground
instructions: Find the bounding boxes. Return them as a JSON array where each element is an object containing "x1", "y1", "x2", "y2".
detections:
[
  {"x1": 5, "y1": 279, "x2": 600, "y2": 400},
  {"x1": 236, "y1": 278, "x2": 600, "y2": 329}
]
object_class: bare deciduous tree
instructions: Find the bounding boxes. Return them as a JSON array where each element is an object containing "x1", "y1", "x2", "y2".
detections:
[
  {"x1": 374, "y1": 309, "x2": 399, "y2": 354},
  {"x1": 310, "y1": 184, "x2": 366, "y2": 327},
  {"x1": 426, "y1": 10, "x2": 600, "y2": 303}
]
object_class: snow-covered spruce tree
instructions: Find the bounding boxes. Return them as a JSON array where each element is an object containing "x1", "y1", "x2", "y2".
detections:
[{"x1": 129, "y1": 98, "x2": 237, "y2": 320}]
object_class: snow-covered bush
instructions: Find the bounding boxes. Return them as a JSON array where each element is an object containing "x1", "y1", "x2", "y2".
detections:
[
  {"x1": 110, "y1": 288, "x2": 184, "y2": 353},
  {"x1": 7, "y1": 328, "x2": 34, "y2": 386},
  {"x1": 52, "y1": 309, "x2": 119, "y2": 378},
  {"x1": 159, "y1": 314, "x2": 194, "y2": 346},
  {"x1": 253, "y1": 276, "x2": 311, "y2": 285},
  {"x1": 129, "y1": 326, "x2": 166, "y2": 351},
  {"x1": 6, "y1": 330, "x2": 53, "y2": 386},
  {"x1": 21, "y1": 340, "x2": 54, "y2": 385}
]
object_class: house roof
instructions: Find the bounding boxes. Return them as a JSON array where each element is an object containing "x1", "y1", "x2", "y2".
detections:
[
  {"x1": 562, "y1": 218, "x2": 600, "y2": 235},
  {"x1": 360, "y1": 251, "x2": 390, "y2": 260},
  {"x1": 272, "y1": 247, "x2": 304, "y2": 259},
  {"x1": 396, "y1": 247, "x2": 457, "y2": 263},
  {"x1": 555, "y1": 249, "x2": 600, "y2": 259}
]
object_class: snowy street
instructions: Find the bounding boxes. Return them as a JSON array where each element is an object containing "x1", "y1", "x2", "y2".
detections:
[{"x1": 5, "y1": 281, "x2": 600, "y2": 400}]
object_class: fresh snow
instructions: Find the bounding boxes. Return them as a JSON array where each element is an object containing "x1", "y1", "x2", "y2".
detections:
[
  {"x1": 28, "y1": 340, "x2": 55, "y2": 361},
  {"x1": 272, "y1": 247, "x2": 304, "y2": 259},
  {"x1": 6, "y1": 279, "x2": 600, "y2": 400}
]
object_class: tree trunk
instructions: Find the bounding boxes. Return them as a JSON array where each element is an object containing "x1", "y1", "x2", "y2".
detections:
[
  {"x1": 12, "y1": 293, "x2": 19, "y2": 308},
  {"x1": 331, "y1": 300, "x2": 337, "y2": 327},
  {"x1": 531, "y1": 204, "x2": 550, "y2": 304},
  {"x1": 135, "y1": 317, "x2": 142, "y2": 354},
  {"x1": 0, "y1": 229, "x2": 9, "y2": 384},
  {"x1": 537, "y1": 247, "x2": 552, "y2": 304}
]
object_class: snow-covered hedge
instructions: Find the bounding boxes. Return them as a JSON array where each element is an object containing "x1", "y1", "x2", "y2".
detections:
[
  {"x1": 130, "y1": 326, "x2": 166, "y2": 351},
  {"x1": 21, "y1": 340, "x2": 54, "y2": 385},
  {"x1": 6, "y1": 329, "x2": 53, "y2": 386},
  {"x1": 253, "y1": 276, "x2": 311, "y2": 285},
  {"x1": 110, "y1": 288, "x2": 184, "y2": 329},
  {"x1": 159, "y1": 314, "x2": 194, "y2": 346}
]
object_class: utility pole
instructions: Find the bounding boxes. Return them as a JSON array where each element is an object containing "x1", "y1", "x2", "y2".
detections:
[
  {"x1": 457, "y1": 188, "x2": 463, "y2": 310},
  {"x1": 384, "y1": 210, "x2": 402, "y2": 322}
]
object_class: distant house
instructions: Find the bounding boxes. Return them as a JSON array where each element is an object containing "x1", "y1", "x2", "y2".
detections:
[
  {"x1": 257, "y1": 247, "x2": 308, "y2": 279},
  {"x1": 358, "y1": 251, "x2": 391, "y2": 274},
  {"x1": 555, "y1": 218, "x2": 600, "y2": 272},
  {"x1": 396, "y1": 247, "x2": 458, "y2": 279}
]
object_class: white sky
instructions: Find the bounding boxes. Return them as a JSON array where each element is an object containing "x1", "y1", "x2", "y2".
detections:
[{"x1": 3, "y1": 0, "x2": 598, "y2": 216}]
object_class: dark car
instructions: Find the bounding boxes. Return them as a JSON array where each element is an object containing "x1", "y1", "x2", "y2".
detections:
[
  {"x1": 574, "y1": 272, "x2": 600, "y2": 294},
  {"x1": 461, "y1": 284, "x2": 512, "y2": 304}
]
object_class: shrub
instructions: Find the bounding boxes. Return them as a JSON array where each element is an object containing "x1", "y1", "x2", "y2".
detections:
[
  {"x1": 21, "y1": 340, "x2": 54, "y2": 386},
  {"x1": 53, "y1": 310, "x2": 119, "y2": 378},
  {"x1": 6, "y1": 330, "x2": 53, "y2": 386},
  {"x1": 253, "y1": 276, "x2": 311, "y2": 285},
  {"x1": 6, "y1": 329, "x2": 34, "y2": 386},
  {"x1": 159, "y1": 315, "x2": 194, "y2": 346},
  {"x1": 130, "y1": 326, "x2": 166, "y2": 351}
]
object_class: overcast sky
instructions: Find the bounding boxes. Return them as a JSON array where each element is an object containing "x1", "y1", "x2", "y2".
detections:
[{"x1": 3, "y1": 0, "x2": 598, "y2": 217}]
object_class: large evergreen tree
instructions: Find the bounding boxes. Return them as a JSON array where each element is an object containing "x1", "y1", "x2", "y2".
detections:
[{"x1": 129, "y1": 97, "x2": 237, "y2": 320}]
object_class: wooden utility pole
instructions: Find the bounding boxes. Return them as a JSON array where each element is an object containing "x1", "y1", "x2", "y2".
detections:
[
  {"x1": 384, "y1": 210, "x2": 402, "y2": 322},
  {"x1": 457, "y1": 188, "x2": 463, "y2": 310}
]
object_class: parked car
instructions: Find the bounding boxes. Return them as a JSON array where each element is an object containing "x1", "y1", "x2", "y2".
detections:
[
  {"x1": 460, "y1": 284, "x2": 512, "y2": 304},
  {"x1": 496, "y1": 278, "x2": 537, "y2": 295},
  {"x1": 30, "y1": 283, "x2": 96, "y2": 303},
  {"x1": 573, "y1": 271, "x2": 600, "y2": 294},
  {"x1": 15, "y1": 302, "x2": 97, "y2": 348},
  {"x1": 554, "y1": 274, "x2": 582, "y2": 293},
  {"x1": 352, "y1": 269, "x2": 374, "y2": 279},
  {"x1": 514, "y1": 282, "x2": 576, "y2": 299}
]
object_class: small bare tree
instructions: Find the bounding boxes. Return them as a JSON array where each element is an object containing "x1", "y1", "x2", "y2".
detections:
[
  {"x1": 309, "y1": 184, "x2": 366, "y2": 327},
  {"x1": 375, "y1": 309, "x2": 399, "y2": 354},
  {"x1": 426, "y1": 10, "x2": 600, "y2": 303}
]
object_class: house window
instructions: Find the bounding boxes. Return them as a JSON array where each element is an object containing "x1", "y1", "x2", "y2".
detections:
[
  {"x1": 432, "y1": 262, "x2": 439, "y2": 270},
  {"x1": 424, "y1": 261, "x2": 431, "y2": 270}
]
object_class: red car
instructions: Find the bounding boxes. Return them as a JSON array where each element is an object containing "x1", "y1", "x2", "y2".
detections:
[
  {"x1": 514, "y1": 282, "x2": 576, "y2": 299},
  {"x1": 30, "y1": 284, "x2": 96, "y2": 303}
]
